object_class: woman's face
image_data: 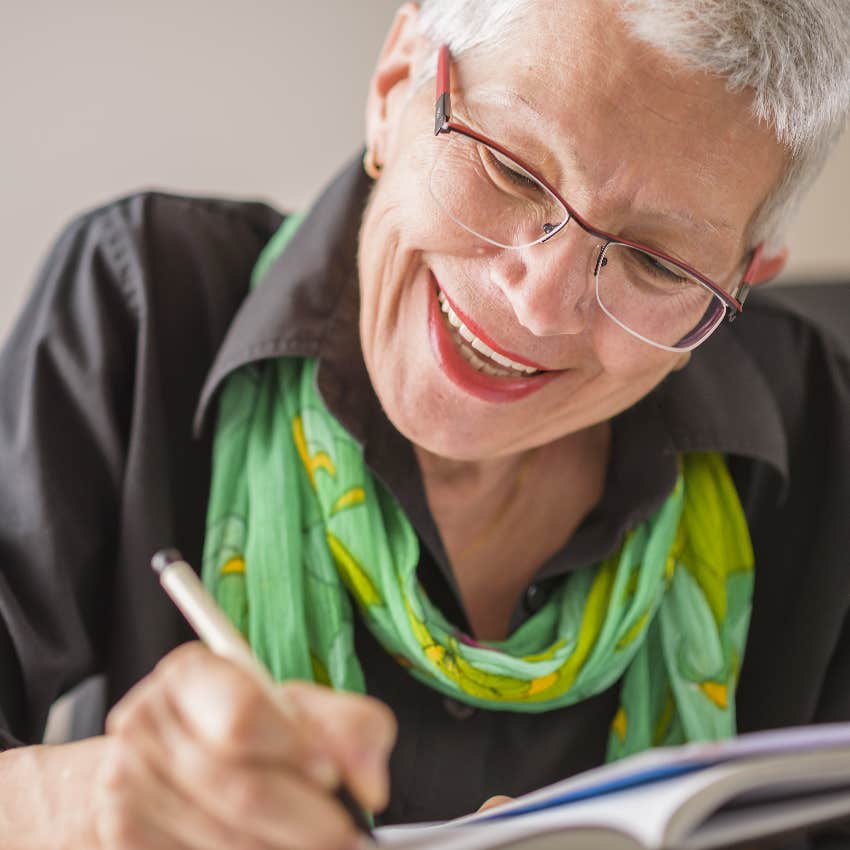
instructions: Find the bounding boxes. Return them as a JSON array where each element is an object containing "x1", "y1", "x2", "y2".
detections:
[{"x1": 358, "y1": 2, "x2": 786, "y2": 462}]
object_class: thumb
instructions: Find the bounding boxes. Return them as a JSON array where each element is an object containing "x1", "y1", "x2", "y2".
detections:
[
  {"x1": 477, "y1": 795, "x2": 514, "y2": 813},
  {"x1": 279, "y1": 681, "x2": 397, "y2": 812}
]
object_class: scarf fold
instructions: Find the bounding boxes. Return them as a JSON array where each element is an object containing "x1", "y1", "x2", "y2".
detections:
[{"x1": 203, "y1": 215, "x2": 754, "y2": 760}]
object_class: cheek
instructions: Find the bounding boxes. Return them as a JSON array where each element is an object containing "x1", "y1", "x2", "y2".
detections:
[
  {"x1": 356, "y1": 149, "x2": 485, "y2": 363},
  {"x1": 591, "y1": 319, "x2": 684, "y2": 390}
]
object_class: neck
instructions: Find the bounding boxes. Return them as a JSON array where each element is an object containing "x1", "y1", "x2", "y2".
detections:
[
  {"x1": 414, "y1": 424, "x2": 610, "y2": 496},
  {"x1": 414, "y1": 424, "x2": 612, "y2": 640},
  {"x1": 413, "y1": 422, "x2": 612, "y2": 545},
  {"x1": 414, "y1": 445, "x2": 534, "y2": 502}
]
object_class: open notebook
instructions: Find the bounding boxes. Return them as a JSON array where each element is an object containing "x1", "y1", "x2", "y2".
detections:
[{"x1": 376, "y1": 724, "x2": 850, "y2": 850}]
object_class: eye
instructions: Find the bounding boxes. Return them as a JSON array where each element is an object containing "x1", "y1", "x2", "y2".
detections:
[
  {"x1": 607, "y1": 245, "x2": 697, "y2": 296},
  {"x1": 636, "y1": 251, "x2": 689, "y2": 285},
  {"x1": 481, "y1": 146, "x2": 540, "y2": 192}
]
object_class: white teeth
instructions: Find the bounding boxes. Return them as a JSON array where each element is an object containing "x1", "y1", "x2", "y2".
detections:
[
  {"x1": 437, "y1": 290, "x2": 540, "y2": 376},
  {"x1": 460, "y1": 344, "x2": 508, "y2": 376},
  {"x1": 489, "y1": 350, "x2": 514, "y2": 369}
]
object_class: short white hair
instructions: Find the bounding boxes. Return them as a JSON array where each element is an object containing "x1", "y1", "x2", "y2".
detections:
[{"x1": 413, "y1": 0, "x2": 850, "y2": 253}]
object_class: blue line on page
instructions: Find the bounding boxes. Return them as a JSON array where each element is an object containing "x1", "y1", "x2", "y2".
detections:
[{"x1": 477, "y1": 763, "x2": 711, "y2": 821}]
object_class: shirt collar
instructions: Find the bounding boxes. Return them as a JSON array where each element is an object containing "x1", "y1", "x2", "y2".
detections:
[
  {"x1": 194, "y1": 153, "x2": 788, "y2": 485},
  {"x1": 656, "y1": 325, "x2": 788, "y2": 480},
  {"x1": 194, "y1": 152, "x2": 372, "y2": 439}
]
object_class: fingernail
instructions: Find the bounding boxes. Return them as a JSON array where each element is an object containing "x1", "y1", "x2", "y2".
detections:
[
  {"x1": 359, "y1": 753, "x2": 389, "y2": 811},
  {"x1": 307, "y1": 755, "x2": 340, "y2": 789}
]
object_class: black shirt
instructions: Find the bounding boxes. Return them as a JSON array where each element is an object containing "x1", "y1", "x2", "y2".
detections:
[{"x1": 2, "y1": 155, "x2": 850, "y2": 830}]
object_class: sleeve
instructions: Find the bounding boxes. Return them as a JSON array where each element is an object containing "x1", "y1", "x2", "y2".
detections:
[
  {"x1": 0, "y1": 207, "x2": 138, "y2": 747},
  {"x1": 805, "y1": 285, "x2": 850, "y2": 727},
  {"x1": 799, "y1": 286, "x2": 850, "y2": 850}
]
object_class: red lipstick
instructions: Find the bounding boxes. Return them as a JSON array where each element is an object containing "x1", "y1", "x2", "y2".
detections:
[
  {"x1": 438, "y1": 287, "x2": 549, "y2": 372},
  {"x1": 427, "y1": 282, "x2": 560, "y2": 403}
]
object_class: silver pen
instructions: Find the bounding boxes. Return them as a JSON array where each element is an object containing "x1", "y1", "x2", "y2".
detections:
[{"x1": 151, "y1": 548, "x2": 374, "y2": 837}]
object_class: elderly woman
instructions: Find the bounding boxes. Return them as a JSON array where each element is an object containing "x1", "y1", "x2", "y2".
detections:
[{"x1": 1, "y1": 0, "x2": 850, "y2": 848}]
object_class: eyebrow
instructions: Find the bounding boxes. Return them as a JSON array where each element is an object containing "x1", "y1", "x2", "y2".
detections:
[
  {"x1": 640, "y1": 205, "x2": 737, "y2": 236},
  {"x1": 476, "y1": 88, "x2": 738, "y2": 237}
]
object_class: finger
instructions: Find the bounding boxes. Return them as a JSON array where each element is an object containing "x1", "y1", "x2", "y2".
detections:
[
  {"x1": 103, "y1": 684, "x2": 256, "y2": 850},
  {"x1": 281, "y1": 681, "x2": 397, "y2": 812},
  {"x1": 111, "y1": 667, "x2": 358, "y2": 850},
  {"x1": 117, "y1": 642, "x2": 338, "y2": 787},
  {"x1": 181, "y1": 759, "x2": 362, "y2": 850},
  {"x1": 94, "y1": 738, "x2": 201, "y2": 850},
  {"x1": 477, "y1": 795, "x2": 514, "y2": 813}
]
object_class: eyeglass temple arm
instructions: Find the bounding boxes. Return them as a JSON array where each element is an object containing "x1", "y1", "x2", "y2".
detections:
[
  {"x1": 435, "y1": 44, "x2": 452, "y2": 135},
  {"x1": 727, "y1": 243, "x2": 764, "y2": 321}
]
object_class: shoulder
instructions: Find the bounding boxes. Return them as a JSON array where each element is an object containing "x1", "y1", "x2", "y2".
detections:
[
  {"x1": 730, "y1": 281, "x2": 850, "y2": 402},
  {"x1": 7, "y1": 190, "x2": 285, "y2": 370},
  {"x1": 3, "y1": 190, "x2": 287, "y2": 452},
  {"x1": 46, "y1": 190, "x2": 285, "y2": 313},
  {"x1": 745, "y1": 280, "x2": 850, "y2": 366},
  {"x1": 718, "y1": 281, "x2": 850, "y2": 474},
  {"x1": 66, "y1": 189, "x2": 284, "y2": 244}
]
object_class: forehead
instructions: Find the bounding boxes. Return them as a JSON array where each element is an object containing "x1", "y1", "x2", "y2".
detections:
[{"x1": 452, "y1": 1, "x2": 787, "y2": 254}]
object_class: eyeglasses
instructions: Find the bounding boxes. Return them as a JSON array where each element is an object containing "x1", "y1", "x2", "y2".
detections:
[{"x1": 429, "y1": 44, "x2": 763, "y2": 352}]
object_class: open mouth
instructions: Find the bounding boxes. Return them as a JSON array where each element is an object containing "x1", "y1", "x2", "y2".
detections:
[
  {"x1": 427, "y1": 276, "x2": 561, "y2": 404},
  {"x1": 436, "y1": 289, "x2": 546, "y2": 379}
]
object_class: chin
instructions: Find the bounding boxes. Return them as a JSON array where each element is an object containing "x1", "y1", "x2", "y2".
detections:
[{"x1": 381, "y1": 377, "x2": 533, "y2": 462}]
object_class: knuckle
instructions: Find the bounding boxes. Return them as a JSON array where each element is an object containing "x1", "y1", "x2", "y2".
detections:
[
  {"x1": 216, "y1": 687, "x2": 268, "y2": 745},
  {"x1": 104, "y1": 703, "x2": 127, "y2": 736},
  {"x1": 106, "y1": 679, "x2": 156, "y2": 736},
  {"x1": 98, "y1": 742, "x2": 135, "y2": 795},
  {"x1": 156, "y1": 641, "x2": 209, "y2": 682},
  {"x1": 155, "y1": 647, "x2": 271, "y2": 753},
  {"x1": 351, "y1": 696, "x2": 397, "y2": 749},
  {"x1": 107, "y1": 682, "x2": 168, "y2": 743},
  {"x1": 187, "y1": 745, "x2": 221, "y2": 790},
  {"x1": 94, "y1": 792, "x2": 144, "y2": 849},
  {"x1": 278, "y1": 679, "x2": 312, "y2": 699},
  {"x1": 225, "y1": 773, "x2": 266, "y2": 820}
]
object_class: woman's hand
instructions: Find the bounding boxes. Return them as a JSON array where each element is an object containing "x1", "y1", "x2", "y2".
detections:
[{"x1": 92, "y1": 641, "x2": 396, "y2": 850}]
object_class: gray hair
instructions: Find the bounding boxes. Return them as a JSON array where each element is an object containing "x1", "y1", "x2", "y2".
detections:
[{"x1": 413, "y1": 0, "x2": 850, "y2": 253}]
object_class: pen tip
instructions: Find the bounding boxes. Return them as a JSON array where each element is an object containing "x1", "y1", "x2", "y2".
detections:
[{"x1": 151, "y1": 548, "x2": 184, "y2": 575}]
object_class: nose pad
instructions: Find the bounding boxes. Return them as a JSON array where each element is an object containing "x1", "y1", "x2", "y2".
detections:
[{"x1": 487, "y1": 224, "x2": 596, "y2": 337}]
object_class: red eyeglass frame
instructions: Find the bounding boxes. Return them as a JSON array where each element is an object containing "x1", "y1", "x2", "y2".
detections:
[{"x1": 433, "y1": 44, "x2": 762, "y2": 324}]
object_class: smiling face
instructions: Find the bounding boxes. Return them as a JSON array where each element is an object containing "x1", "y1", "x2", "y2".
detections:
[{"x1": 358, "y1": 1, "x2": 787, "y2": 462}]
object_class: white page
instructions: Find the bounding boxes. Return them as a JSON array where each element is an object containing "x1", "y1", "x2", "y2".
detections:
[
  {"x1": 376, "y1": 750, "x2": 850, "y2": 850},
  {"x1": 377, "y1": 773, "x2": 713, "y2": 850},
  {"x1": 444, "y1": 723, "x2": 850, "y2": 826}
]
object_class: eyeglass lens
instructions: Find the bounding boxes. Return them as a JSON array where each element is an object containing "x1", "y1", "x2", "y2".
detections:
[
  {"x1": 429, "y1": 133, "x2": 568, "y2": 249},
  {"x1": 429, "y1": 133, "x2": 727, "y2": 350}
]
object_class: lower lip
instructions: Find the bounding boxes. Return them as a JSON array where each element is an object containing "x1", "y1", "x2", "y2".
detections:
[{"x1": 427, "y1": 281, "x2": 561, "y2": 403}]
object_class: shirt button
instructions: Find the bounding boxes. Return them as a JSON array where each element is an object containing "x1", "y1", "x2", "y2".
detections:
[
  {"x1": 443, "y1": 697, "x2": 476, "y2": 720},
  {"x1": 524, "y1": 583, "x2": 546, "y2": 613}
]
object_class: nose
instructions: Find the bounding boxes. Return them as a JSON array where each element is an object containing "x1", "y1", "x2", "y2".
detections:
[{"x1": 486, "y1": 223, "x2": 596, "y2": 337}]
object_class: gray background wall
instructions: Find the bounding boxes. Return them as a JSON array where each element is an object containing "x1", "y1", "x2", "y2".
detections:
[{"x1": 2, "y1": 1, "x2": 849, "y2": 346}]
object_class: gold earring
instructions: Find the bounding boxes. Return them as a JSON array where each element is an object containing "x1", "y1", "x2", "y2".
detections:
[{"x1": 363, "y1": 148, "x2": 382, "y2": 180}]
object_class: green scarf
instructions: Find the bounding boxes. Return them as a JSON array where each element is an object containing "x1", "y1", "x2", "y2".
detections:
[{"x1": 202, "y1": 214, "x2": 754, "y2": 760}]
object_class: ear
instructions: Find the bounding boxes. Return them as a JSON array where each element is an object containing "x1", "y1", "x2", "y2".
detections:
[
  {"x1": 747, "y1": 245, "x2": 789, "y2": 287},
  {"x1": 365, "y1": 2, "x2": 423, "y2": 169}
]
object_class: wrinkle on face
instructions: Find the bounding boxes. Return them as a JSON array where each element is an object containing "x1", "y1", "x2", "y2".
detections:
[
  {"x1": 357, "y1": 0, "x2": 787, "y2": 464},
  {"x1": 455, "y1": 3, "x2": 785, "y2": 277}
]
